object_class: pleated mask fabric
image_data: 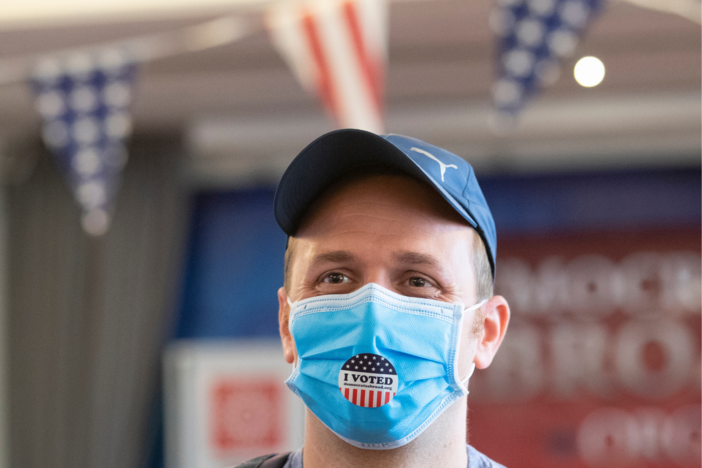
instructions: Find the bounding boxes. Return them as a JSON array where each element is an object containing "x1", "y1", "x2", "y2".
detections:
[{"x1": 285, "y1": 283, "x2": 484, "y2": 449}]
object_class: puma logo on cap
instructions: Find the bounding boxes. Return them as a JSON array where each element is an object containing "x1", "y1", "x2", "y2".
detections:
[{"x1": 410, "y1": 147, "x2": 458, "y2": 182}]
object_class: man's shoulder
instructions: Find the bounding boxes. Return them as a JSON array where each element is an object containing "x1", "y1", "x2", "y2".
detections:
[
  {"x1": 230, "y1": 452, "x2": 291, "y2": 468},
  {"x1": 235, "y1": 446, "x2": 505, "y2": 468},
  {"x1": 467, "y1": 444, "x2": 507, "y2": 468}
]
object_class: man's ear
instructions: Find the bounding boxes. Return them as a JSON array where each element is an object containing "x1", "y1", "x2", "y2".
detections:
[
  {"x1": 474, "y1": 295, "x2": 510, "y2": 369},
  {"x1": 278, "y1": 287, "x2": 297, "y2": 364}
]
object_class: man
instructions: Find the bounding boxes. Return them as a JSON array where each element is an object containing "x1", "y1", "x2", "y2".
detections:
[{"x1": 237, "y1": 129, "x2": 510, "y2": 468}]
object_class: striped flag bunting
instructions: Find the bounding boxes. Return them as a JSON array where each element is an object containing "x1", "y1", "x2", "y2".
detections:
[
  {"x1": 267, "y1": 0, "x2": 388, "y2": 133},
  {"x1": 31, "y1": 49, "x2": 137, "y2": 235},
  {"x1": 491, "y1": 0, "x2": 604, "y2": 118}
]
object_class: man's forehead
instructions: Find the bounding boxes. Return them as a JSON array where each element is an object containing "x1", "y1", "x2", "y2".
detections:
[{"x1": 294, "y1": 171, "x2": 470, "y2": 238}]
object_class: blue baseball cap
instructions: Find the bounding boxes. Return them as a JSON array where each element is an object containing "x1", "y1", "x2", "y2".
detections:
[{"x1": 274, "y1": 129, "x2": 497, "y2": 279}]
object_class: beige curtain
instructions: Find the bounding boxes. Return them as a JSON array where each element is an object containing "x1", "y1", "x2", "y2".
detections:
[{"x1": 7, "y1": 135, "x2": 188, "y2": 468}]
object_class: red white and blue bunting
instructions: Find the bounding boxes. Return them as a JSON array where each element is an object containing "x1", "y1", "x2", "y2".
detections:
[
  {"x1": 4, "y1": 16, "x2": 252, "y2": 236},
  {"x1": 0, "y1": 0, "x2": 697, "y2": 233},
  {"x1": 267, "y1": 0, "x2": 388, "y2": 134},
  {"x1": 31, "y1": 50, "x2": 136, "y2": 235},
  {"x1": 491, "y1": 0, "x2": 604, "y2": 119}
]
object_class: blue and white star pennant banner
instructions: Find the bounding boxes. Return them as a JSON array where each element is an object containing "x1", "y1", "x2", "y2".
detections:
[
  {"x1": 491, "y1": 0, "x2": 604, "y2": 117},
  {"x1": 31, "y1": 50, "x2": 136, "y2": 236}
]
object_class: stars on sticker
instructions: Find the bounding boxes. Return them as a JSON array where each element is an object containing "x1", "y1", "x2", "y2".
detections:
[{"x1": 340, "y1": 353, "x2": 397, "y2": 376}]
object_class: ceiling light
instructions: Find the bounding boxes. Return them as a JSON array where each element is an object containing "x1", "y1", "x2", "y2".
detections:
[{"x1": 574, "y1": 56, "x2": 605, "y2": 88}]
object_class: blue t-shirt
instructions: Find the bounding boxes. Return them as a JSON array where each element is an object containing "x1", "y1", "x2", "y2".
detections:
[{"x1": 282, "y1": 445, "x2": 506, "y2": 468}]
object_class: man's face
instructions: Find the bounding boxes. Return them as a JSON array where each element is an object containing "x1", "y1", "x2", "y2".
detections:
[{"x1": 279, "y1": 173, "x2": 494, "y2": 378}]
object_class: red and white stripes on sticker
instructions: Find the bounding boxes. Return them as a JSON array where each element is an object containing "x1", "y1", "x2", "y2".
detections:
[
  {"x1": 341, "y1": 387, "x2": 395, "y2": 408},
  {"x1": 267, "y1": 0, "x2": 387, "y2": 133}
]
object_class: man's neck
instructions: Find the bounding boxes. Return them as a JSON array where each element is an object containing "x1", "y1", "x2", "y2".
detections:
[{"x1": 302, "y1": 398, "x2": 469, "y2": 468}]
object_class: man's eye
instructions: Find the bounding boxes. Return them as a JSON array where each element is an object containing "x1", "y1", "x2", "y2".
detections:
[
  {"x1": 409, "y1": 277, "x2": 429, "y2": 287},
  {"x1": 324, "y1": 272, "x2": 348, "y2": 284}
]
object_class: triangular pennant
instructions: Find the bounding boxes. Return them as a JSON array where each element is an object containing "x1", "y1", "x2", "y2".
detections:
[
  {"x1": 31, "y1": 49, "x2": 137, "y2": 235},
  {"x1": 267, "y1": 0, "x2": 388, "y2": 133},
  {"x1": 491, "y1": 0, "x2": 604, "y2": 118}
]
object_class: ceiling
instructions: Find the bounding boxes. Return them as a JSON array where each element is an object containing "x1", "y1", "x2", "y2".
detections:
[{"x1": 0, "y1": 0, "x2": 699, "y2": 184}]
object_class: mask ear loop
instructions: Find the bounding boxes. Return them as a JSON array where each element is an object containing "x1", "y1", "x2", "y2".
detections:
[
  {"x1": 464, "y1": 299, "x2": 488, "y2": 313},
  {"x1": 461, "y1": 363, "x2": 476, "y2": 387},
  {"x1": 286, "y1": 297, "x2": 297, "y2": 370},
  {"x1": 455, "y1": 299, "x2": 487, "y2": 391}
]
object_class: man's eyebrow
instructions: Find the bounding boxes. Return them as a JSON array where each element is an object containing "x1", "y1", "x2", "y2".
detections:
[
  {"x1": 393, "y1": 251, "x2": 441, "y2": 266},
  {"x1": 310, "y1": 250, "x2": 357, "y2": 265}
]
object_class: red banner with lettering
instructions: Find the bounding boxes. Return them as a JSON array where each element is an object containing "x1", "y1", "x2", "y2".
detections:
[{"x1": 469, "y1": 228, "x2": 701, "y2": 468}]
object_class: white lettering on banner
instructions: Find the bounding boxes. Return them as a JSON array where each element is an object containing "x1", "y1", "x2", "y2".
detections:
[
  {"x1": 566, "y1": 255, "x2": 621, "y2": 317},
  {"x1": 659, "y1": 253, "x2": 702, "y2": 312},
  {"x1": 619, "y1": 252, "x2": 668, "y2": 316},
  {"x1": 496, "y1": 251, "x2": 701, "y2": 318},
  {"x1": 632, "y1": 408, "x2": 668, "y2": 461},
  {"x1": 577, "y1": 405, "x2": 701, "y2": 467},
  {"x1": 478, "y1": 323, "x2": 542, "y2": 400},
  {"x1": 615, "y1": 320, "x2": 695, "y2": 398},
  {"x1": 497, "y1": 256, "x2": 562, "y2": 317},
  {"x1": 661, "y1": 404, "x2": 702, "y2": 465},
  {"x1": 577, "y1": 407, "x2": 638, "y2": 467},
  {"x1": 550, "y1": 323, "x2": 613, "y2": 398},
  {"x1": 476, "y1": 321, "x2": 700, "y2": 400}
]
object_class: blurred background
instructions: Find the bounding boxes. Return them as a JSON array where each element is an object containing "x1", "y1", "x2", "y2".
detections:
[{"x1": 0, "y1": 0, "x2": 699, "y2": 467}]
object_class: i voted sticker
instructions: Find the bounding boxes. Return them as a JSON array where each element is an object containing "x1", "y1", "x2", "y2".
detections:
[{"x1": 338, "y1": 353, "x2": 397, "y2": 408}]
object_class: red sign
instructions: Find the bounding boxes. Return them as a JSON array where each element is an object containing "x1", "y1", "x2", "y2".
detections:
[
  {"x1": 469, "y1": 229, "x2": 701, "y2": 468},
  {"x1": 210, "y1": 378, "x2": 285, "y2": 453}
]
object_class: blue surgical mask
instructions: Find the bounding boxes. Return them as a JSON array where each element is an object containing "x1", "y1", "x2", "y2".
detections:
[{"x1": 285, "y1": 283, "x2": 486, "y2": 450}]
